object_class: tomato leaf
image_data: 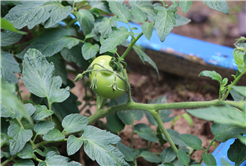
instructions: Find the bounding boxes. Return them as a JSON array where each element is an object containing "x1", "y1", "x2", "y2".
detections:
[
  {"x1": 82, "y1": 126, "x2": 128, "y2": 166},
  {"x1": 1, "y1": 31, "x2": 22, "y2": 46},
  {"x1": 1, "y1": 51, "x2": 20, "y2": 84},
  {"x1": 141, "y1": 22, "x2": 154, "y2": 40},
  {"x1": 67, "y1": 135, "x2": 84, "y2": 156},
  {"x1": 198, "y1": 70, "x2": 222, "y2": 83},
  {"x1": 43, "y1": 129, "x2": 65, "y2": 141},
  {"x1": 134, "y1": 123, "x2": 158, "y2": 143},
  {"x1": 21, "y1": 49, "x2": 70, "y2": 105},
  {"x1": 17, "y1": 144, "x2": 35, "y2": 159},
  {"x1": 139, "y1": 151, "x2": 162, "y2": 163},
  {"x1": 17, "y1": 28, "x2": 79, "y2": 59},
  {"x1": 62, "y1": 114, "x2": 88, "y2": 133},
  {"x1": 108, "y1": 1, "x2": 131, "y2": 23},
  {"x1": 228, "y1": 139, "x2": 246, "y2": 165},
  {"x1": 202, "y1": 153, "x2": 217, "y2": 166},
  {"x1": 31, "y1": 105, "x2": 53, "y2": 121},
  {"x1": 7, "y1": 124, "x2": 33, "y2": 155},
  {"x1": 174, "y1": 13, "x2": 191, "y2": 27},
  {"x1": 230, "y1": 89, "x2": 244, "y2": 101},
  {"x1": 34, "y1": 121, "x2": 55, "y2": 135},
  {"x1": 231, "y1": 86, "x2": 246, "y2": 97},
  {"x1": 76, "y1": 9, "x2": 95, "y2": 35},
  {"x1": 87, "y1": 1, "x2": 110, "y2": 14},
  {"x1": 202, "y1": 0, "x2": 229, "y2": 15},
  {"x1": 160, "y1": 147, "x2": 176, "y2": 163},
  {"x1": 106, "y1": 113, "x2": 125, "y2": 133},
  {"x1": 133, "y1": 45, "x2": 159, "y2": 79},
  {"x1": 0, "y1": 18, "x2": 27, "y2": 35},
  {"x1": 96, "y1": 17, "x2": 117, "y2": 38},
  {"x1": 179, "y1": 0, "x2": 192, "y2": 13},
  {"x1": 13, "y1": 159, "x2": 34, "y2": 166},
  {"x1": 131, "y1": 5, "x2": 147, "y2": 23},
  {"x1": 177, "y1": 149, "x2": 190, "y2": 165},
  {"x1": 162, "y1": 129, "x2": 187, "y2": 147},
  {"x1": 82, "y1": 43, "x2": 99, "y2": 60},
  {"x1": 4, "y1": 1, "x2": 71, "y2": 29},
  {"x1": 180, "y1": 134, "x2": 203, "y2": 150},
  {"x1": 116, "y1": 142, "x2": 137, "y2": 162},
  {"x1": 100, "y1": 26, "x2": 133, "y2": 54}
]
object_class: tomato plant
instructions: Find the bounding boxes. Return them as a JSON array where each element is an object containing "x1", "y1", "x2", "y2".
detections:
[{"x1": 1, "y1": 1, "x2": 246, "y2": 166}]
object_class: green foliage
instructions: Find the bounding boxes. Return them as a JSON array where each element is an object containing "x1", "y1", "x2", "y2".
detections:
[
  {"x1": 228, "y1": 139, "x2": 246, "y2": 166},
  {"x1": 180, "y1": 134, "x2": 203, "y2": 150},
  {"x1": 202, "y1": 0, "x2": 229, "y2": 15},
  {"x1": 139, "y1": 151, "x2": 162, "y2": 163},
  {"x1": 62, "y1": 114, "x2": 88, "y2": 133},
  {"x1": 177, "y1": 149, "x2": 190, "y2": 165}
]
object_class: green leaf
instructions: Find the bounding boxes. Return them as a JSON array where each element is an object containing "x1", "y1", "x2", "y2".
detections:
[
  {"x1": 131, "y1": 5, "x2": 147, "y2": 22},
  {"x1": 4, "y1": 1, "x2": 71, "y2": 29},
  {"x1": 76, "y1": 9, "x2": 95, "y2": 35},
  {"x1": 182, "y1": 113, "x2": 193, "y2": 127},
  {"x1": 87, "y1": 1, "x2": 111, "y2": 14},
  {"x1": 134, "y1": 123, "x2": 158, "y2": 143},
  {"x1": 21, "y1": 49, "x2": 70, "y2": 104},
  {"x1": 133, "y1": 45, "x2": 159, "y2": 78},
  {"x1": 62, "y1": 114, "x2": 88, "y2": 133},
  {"x1": 0, "y1": 18, "x2": 27, "y2": 35},
  {"x1": 1, "y1": 31, "x2": 22, "y2": 46},
  {"x1": 202, "y1": 153, "x2": 216, "y2": 166},
  {"x1": 228, "y1": 139, "x2": 246, "y2": 165},
  {"x1": 43, "y1": 129, "x2": 65, "y2": 141},
  {"x1": 174, "y1": 13, "x2": 191, "y2": 27},
  {"x1": 100, "y1": 26, "x2": 133, "y2": 54},
  {"x1": 117, "y1": 110, "x2": 143, "y2": 125},
  {"x1": 82, "y1": 126, "x2": 128, "y2": 166},
  {"x1": 160, "y1": 147, "x2": 176, "y2": 163},
  {"x1": 202, "y1": 0, "x2": 229, "y2": 15},
  {"x1": 1, "y1": 133, "x2": 9, "y2": 148},
  {"x1": 13, "y1": 159, "x2": 35, "y2": 166},
  {"x1": 44, "y1": 147, "x2": 60, "y2": 156},
  {"x1": 1, "y1": 51, "x2": 20, "y2": 84},
  {"x1": 162, "y1": 129, "x2": 187, "y2": 147},
  {"x1": 233, "y1": 50, "x2": 245, "y2": 66},
  {"x1": 34, "y1": 121, "x2": 55, "y2": 135},
  {"x1": 24, "y1": 104, "x2": 35, "y2": 117},
  {"x1": 198, "y1": 70, "x2": 222, "y2": 83},
  {"x1": 117, "y1": 142, "x2": 136, "y2": 162},
  {"x1": 108, "y1": 1, "x2": 131, "y2": 23},
  {"x1": 34, "y1": 149, "x2": 45, "y2": 157},
  {"x1": 230, "y1": 89, "x2": 244, "y2": 101},
  {"x1": 231, "y1": 86, "x2": 246, "y2": 97},
  {"x1": 67, "y1": 135, "x2": 84, "y2": 156},
  {"x1": 47, "y1": 54, "x2": 67, "y2": 85},
  {"x1": 17, "y1": 144, "x2": 35, "y2": 159},
  {"x1": 180, "y1": 134, "x2": 203, "y2": 150},
  {"x1": 154, "y1": 5, "x2": 177, "y2": 42},
  {"x1": 141, "y1": 22, "x2": 154, "y2": 40},
  {"x1": 31, "y1": 105, "x2": 53, "y2": 121},
  {"x1": 43, "y1": 151, "x2": 69, "y2": 166},
  {"x1": 82, "y1": 43, "x2": 99, "y2": 60},
  {"x1": 7, "y1": 124, "x2": 33, "y2": 155},
  {"x1": 187, "y1": 105, "x2": 245, "y2": 127},
  {"x1": 177, "y1": 149, "x2": 190, "y2": 165},
  {"x1": 179, "y1": 0, "x2": 192, "y2": 13},
  {"x1": 17, "y1": 28, "x2": 79, "y2": 59},
  {"x1": 139, "y1": 151, "x2": 162, "y2": 163},
  {"x1": 106, "y1": 113, "x2": 125, "y2": 133},
  {"x1": 96, "y1": 17, "x2": 117, "y2": 38},
  {"x1": 211, "y1": 123, "x2": 246, "y2": 142}
]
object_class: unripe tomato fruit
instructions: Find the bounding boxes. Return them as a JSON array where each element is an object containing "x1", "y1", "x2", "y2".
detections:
[{"x1": 89, "y1": 55, "x2": 126, "y2": 99}]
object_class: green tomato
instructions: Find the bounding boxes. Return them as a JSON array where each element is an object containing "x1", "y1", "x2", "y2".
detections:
[{"x1": 89, "y1": 55, "x2": 126, "y2": 99}]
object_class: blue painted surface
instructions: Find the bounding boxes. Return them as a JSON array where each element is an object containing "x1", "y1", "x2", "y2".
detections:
[{"x1": 64, "y1": 14, "x2": 245, "y2": 166}]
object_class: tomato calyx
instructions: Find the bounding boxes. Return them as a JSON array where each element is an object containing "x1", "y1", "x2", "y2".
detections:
[
  {"x1": 90, "y1": 77, "x2": 98, "y2": 89},
  {"x1": 109, "y1": 57, "x2": 127, "y2": 72}
]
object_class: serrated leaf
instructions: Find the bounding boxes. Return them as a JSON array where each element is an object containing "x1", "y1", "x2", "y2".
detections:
[
  {"x1": 202, "y1": 153, "x2": 216, "y2": 166},
  {"x1": 44, "y1": 152, "x2": 69, "y2": 165},
  {"x1": 1, "y1": 31, "x2": 22, "y2": 46},
  {"x1": 160, "y1": 147, "x2": 176, "y2": 163},
  {"x1": 177, "y1": 149, "x2": 190, "y2": 165},
  {"x1": 21, "y1": 49, "x2": 70, "y2": 104},
  {"x1": 67, "y1": 135, "x2": 84, "y2": 156},
  {"x1": 228, "y1": 139, "x2": 246, "y2": 165},
  {"x1": 17, "y1": 28, "x2": 79, "y2": 59},
  {"x1": 87, "y1": 1, "x2": 111, "y2": 14},
  {"x1": 43, "y1": 129, "x2": 65, "y2": 141},
  {"x1": 76, "y1": 9, "x2": 95, "y2": 35},
  {"x1": 174, "y1": 13, "x2": 191, "y2": 27},
  {"x1": 187, "y1": 105, "x2": 245, "y2": 127},
  {"x1": 117, "y1": 142, "x2": 136, "y2": 162},
  {"x1": 117, "y1": 110, "x2": 143, "y2": 125},
  {"x1": 141, "y1": 22, "x2": 154, "y2": 40},
  {"x1": 34, "y1": 121, "x2": 55, "y2": 135},
  {"x1": 230, "y1": 89, "x2": 244, "y2": 101},
  {"x1": 154, "y1": 5, "x2": 177, "y2": 42},
  {"x1": 62, "y1": 114, "x2": 88, "y2": 133},
  {"x1": 198, "y1": 70, "x2": 222, "y2": 83},
  {"x1": 82, "y1": 125, "x2": 128, "y2": 166},
  {"x1": 211, "y1": 123, "x2": 246, "y2": 142},
  {"x1": 179, "y1": 0, "x2": 192, "y2": 13},
  {"x1": 4, "y1": 1, "x2": 71, "y2": 29},
  {"x1": 47, "y1": 54, "x2": 67, "y2": 85},
  {"x1": 1, "y1": 51, "x2": 20, "y2": 84},
  {"x1": 1, "y1": 18, "x2": 27, "y2": 35},
  {"x1": 139, "y1": 151, "x2": 162, "y2": 163},
  {"x1": 100, "y1": 26, "x2": 133, "y2": 54},
  {"x1": 96, "y1": 17, "x2": 117, "y2": 38},
  {"x1": 106, "y1": 113, "x2": 125, "y2": 133},
  {"x1": 180, "y1": 134, "x2": 202, "y2": 150},
  {"x1": 134, "y1": 123, "x2": 158, "y2": 143},
  {"x1": 82, "y1": 43, "x2": 99, "y2": 60},
  {"x1": 221, "y1": 78, "x2": 228, "y2": 87},
  {"x1": 132, "y1": 5, "x2": 147, "y2": 22},
  {"x1": 7, "y1": 124, "x2": 33, "y2": 155},
  {"x1": 202, "y1": 0, "x2": 229, "y2": 15},
  {"x1": 133, "y1": 45, "x2": 159, "y2": 78},
  {"x1": 231, "y1": 86, "x2": 246, "y2": 97},
  {"x1": 13, "y1": 159, "x2": 35, "y2": 166},
  {"x1": 162, "y1": 129, "x2": 187, "y2": 147},
  {"x1": 108, "y1": 1, "x2": 131, "y2": 23},
  {"x1": 129, "y1": 1, "x2": 155, "y2": 22},
  {"x1": 17, "y1": 144, "x2": 35, "y2": 159},
  {"x1": 233, "y1": 50, "x2": 245, "y2": 66},
  {"x1": 31, "y1": 105, "x2": 53, "y2": 121}
]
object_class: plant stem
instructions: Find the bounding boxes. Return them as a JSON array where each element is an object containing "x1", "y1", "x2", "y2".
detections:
[
  {"x1": 33, "y1": 139, "x2": 67, "y2": 149},
  {"x1": 129, "y1": 124, "x2": 134, "y2": 148},
  {"x1": 66, "y1": 18, "x2": 78, "y2": 28},
  {"x1": 150, "y1": 110, "x2": 178, "y2": 154},
  {"x1": 221, "y1": 70, "x2": 246, "y2": 100},
  {"x1": 199, "y1": 137, "x2": 216, "y2": 164},
  {"x1": 1, "y1": 155, "x2": 16, "y2": 166},
  {"x1": 88, "y1": 100, "x2": 244, "y2": 125},
  {"x1": 16, "y1": 118, "x2": 24, "y2": 129},
  {"x1": 121, "y1": 32, "x2": 143, "y2": 59}
]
